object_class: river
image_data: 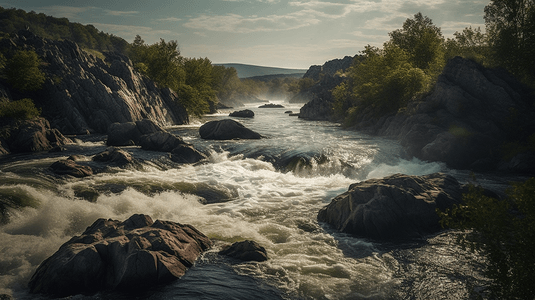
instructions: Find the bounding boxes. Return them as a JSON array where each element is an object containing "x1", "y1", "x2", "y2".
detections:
[{"x1": 0, "y1": 101, "x2": 493, "y2": 299}]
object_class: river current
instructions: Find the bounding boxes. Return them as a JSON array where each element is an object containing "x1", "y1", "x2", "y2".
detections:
[{"x1": 0, "y1": 101, "x2": 493, "y2": 299}]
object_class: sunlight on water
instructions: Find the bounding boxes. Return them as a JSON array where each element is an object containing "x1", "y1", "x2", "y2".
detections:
[{"x1": 0, "y1": 103, "x2": 489, "y2": 299}]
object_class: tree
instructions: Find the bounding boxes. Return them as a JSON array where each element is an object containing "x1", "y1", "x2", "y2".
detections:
[
  {"x1": 484, "y1": 0, "x2": 535, "y2": 81},
  {"x1": 5, "y1": 50, "x2": 46, "y2": 92},
  {"x1": 439, "y1": 178, "x2": 535, "y2": 299},
  {"x1": 444, "y1": 26, "x2": 490, "y2": 63},
  {"x1": 389, "y1": 12, "x2": 445, "y2": 72}
]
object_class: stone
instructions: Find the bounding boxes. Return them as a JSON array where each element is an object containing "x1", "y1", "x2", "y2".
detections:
[
  {"x1": 92, "y1": 147, "x2": 135, "y2": 166},
  {"x1": 170, "y1": 144, "x2": 207, "y2": 164},
  {"x1": 219, "y1": 240, "x2": 268, "y2": 262},
  {"x1": 317, "y1": 173, "x2": 463, "y2": 241},
  {"x1": 229, "y1": 109, "x2": 254, "y2": 118},
  {"x1": 258, "y1": 103, "x2": 284, "y2": 108},
  {"x1": 50, "y1": 159, "x2": 93, "y2": 177},
  {"x1": 106, "y1": 119, "x2": 164, "y2": 147},
  {"x1": 28, "y1": 214, "x2": 212, "y2": 297},
  {"x1": 0, "y1": 118, "x2": 72, "y2": 154},
  {"x1": 138, "y1": 131, "x2": 185, "y2": 152},
  {"x1": 199, "y1": 119, "x2": 262, "y2": 140}
]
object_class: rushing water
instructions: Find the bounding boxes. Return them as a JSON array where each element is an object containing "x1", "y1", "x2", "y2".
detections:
[{"x1": 0, "y1": 101, "x2": 493, "y2": 299}]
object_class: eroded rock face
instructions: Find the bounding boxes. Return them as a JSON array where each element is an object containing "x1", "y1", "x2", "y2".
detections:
[
  {"x1": 2, "y1": 30, "x2": 188, "y2": 135},
  {"x1": 317, "y1": 173, "x2": 462, "y2": 241},
  {"x1": 199, "y1": 119, "x2": 262, "y2": 140},
  {"x1": 28, "y1": 214, "x2": 212, "y2": 297}
]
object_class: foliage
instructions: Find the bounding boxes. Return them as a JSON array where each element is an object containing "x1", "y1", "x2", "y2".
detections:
[
  {"x1": 4, "y1": 49, "x2": 45, "y2": 92},
  {"x1": 0, "y1": 98, "x2": 41, "y2": 119},
  {"x1": 438, "y1": 178, "x2": 535, "y2": 299},
  {"x1": 484, "y1": 0, "x2": 535, "y2": 83},
  {"x1": 389, "y1": 12, "x2": 445, "y2": 72},
  {"x1": 444, "y1": 26, "x2": 491, "y2": 64},
  {"x1": 0, "y1": 6, "x2": 130, "y2": 55}
]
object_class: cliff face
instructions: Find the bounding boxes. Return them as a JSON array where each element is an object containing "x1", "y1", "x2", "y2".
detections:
[
  {"x1": 1, "y1": 30, "x2": 188, "y2": 134},
  {"x1": 358, "y1": 57, "x2": 535, "y2": 171}
]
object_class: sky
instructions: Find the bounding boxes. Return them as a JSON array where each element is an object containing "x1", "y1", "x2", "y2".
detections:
[{"x1": 2, "y1": 0, "x2": 490, "y2": 69}]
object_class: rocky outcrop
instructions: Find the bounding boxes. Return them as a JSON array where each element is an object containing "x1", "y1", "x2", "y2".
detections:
[
  {"x1": 28, "y1": 214, "x2": 212, "y2": 297},
  {"x1": 0, "y1": 118, "x2": 71, "y2": 154},
  {"x1": 199, "y1": 119, "x2": 262, "y2": 140},
  {"x1": 295, "y1": 75, "x2": 345, "y2": 119},
  {"x1": 317, "y1": 173, "x2": 463, "y2": 241},
  {"x1": 258, "y1": 103, "x2": 284, "y2": 108},
  {"x1": 219, "y1": 240, "x2": 268, "y2": 262},
  {"x1": 357, "y1": 57, "x2": 535, "y2": 172},
  {"x1": 0, "y1": 30, "x2": 188, "y2": 135},
  {"x1": 138, "y1": 131, "x2": 185, "y2": 152},
  {"x1": 229, "y1": 109, "x2": 254, "y2": 118},
  {"x1": 302, "y1": 56, "x2": 355, "y2": 81},
  {"x1": 50, "y1": 159, "x2": 93, "y2": 177}
]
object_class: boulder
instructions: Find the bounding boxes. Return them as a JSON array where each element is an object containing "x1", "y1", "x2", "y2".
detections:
[
  {"x1": 0, "y1": 118, "x2": 72, "y2": 154},
  {"x1": 49, "y1": 159, "x2": 93, "y2": 177},
  {"x1": 138, "y1": 131, "x2": 185, "y2": 152},
  {"x1": 219, "y1": 240, "x2": 268, "y2": 262},
  {"x1": 92, "y1": 147, "x2": 136, "y2": 166},
  {"x1": 258, "y1": 103, "x2": 284, "y2": 108},
  {"x1": 229, "y1": 109, "x2": 254, "y2": 118},
  {"x1": 170, "y1": 144, "x2": 207, "y2": 164},
  {"x1": 199, "y1": 119, "x2": 262, "y2": 140},
  {"x1": 28, "y1": 214, "x2": 212, "y2": 297},
  {"x1": 107, "y1": 119, "x2": 163, "y2": 146},
  {"x1": 317, "y1": 173, "x2": 463, "y2": 241}
]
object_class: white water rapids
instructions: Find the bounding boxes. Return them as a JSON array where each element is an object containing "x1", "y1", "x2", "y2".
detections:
[{"x1": 0, "y1": 102, "x2": 490, "y2": 299}]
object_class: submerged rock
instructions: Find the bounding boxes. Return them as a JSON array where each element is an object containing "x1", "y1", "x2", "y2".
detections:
[
  {"x1": 199, "y1": 119, "x2": 262, "y2": 140},
  {"x1": 318, "y1": 173, "x2": 462, "y2": 241},
  {"x1": 49, "y1": 159, "x2": 93, "y2": 177},
  {"x1": 219, "y1": 240, "x2": 268, "y2": 262},
  {"x1": 28, "y1": 214, "x2": 212, "y2": 297},
  {"x1": 229, "y1": 109, "x2": 254, "y2": 118}
]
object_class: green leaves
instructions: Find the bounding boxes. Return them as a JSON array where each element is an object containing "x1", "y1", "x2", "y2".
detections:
[
  {"x1": 4, "y1": 50, "x2": 45, "y2": 92},
  {"x1": 439, "y1": 178, "x2": 535, "y2": 299},
  {"x1": 0, "y1": 98, "x2": 41, "y2": 119}
]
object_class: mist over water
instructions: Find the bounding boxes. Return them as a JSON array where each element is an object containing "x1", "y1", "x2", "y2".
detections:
[{"x1": 0, "y1": 101, "x2": 488, "y2": 299}]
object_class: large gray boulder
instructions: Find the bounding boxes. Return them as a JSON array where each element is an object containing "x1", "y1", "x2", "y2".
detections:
[
  {"x1": 199, "y1": 119, "x2": 262, "y2": 140},
  {"x1": 219, "y1": 240, "x2": 268, "y2": 262},
  {"x1": 28, "y1": 214, "x2": 212, "y2": 297},
  {"x1": 138, "y1": 131, "x2": 185, "y2": 152},
  {"x1": 317, "y1": 173, "x2": 462, "y2": 241},
  {"x1": 49, "y1": 159, "x2": 93, "y2": 177},
  {"x1": 107, "y1": 119, "x2": 163, "y2": 146},
  {"x1": 229, "y1": 109, "x2": 254, "y2": 118}
]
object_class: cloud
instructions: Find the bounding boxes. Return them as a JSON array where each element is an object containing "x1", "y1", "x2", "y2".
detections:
[
  {"x1": 31, "y1": 5, "x2": 95, "y2": 20},
  {"x1": 158, "y1": 17, "x2": 182, "y2": 22},
  {"x1": 105, "y1": 10, "x2": 139, "y2": 17},
  {"x1": 91, "y1": 23, "x2": 175, "y2": 43},
  {"x1": 183, "y1": 11, "x2": 321, "y2": 33}
]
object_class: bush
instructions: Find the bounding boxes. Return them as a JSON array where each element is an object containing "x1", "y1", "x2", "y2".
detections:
[
  {"x1": 5, "y1": 50, "x2": 46, "y2": 92},
  {"x1": 438, "y1": 178, "x2": 535, "y2": 299},
  {"x1": 0, "y1": 98, "x2": 41, "y2": 119}
]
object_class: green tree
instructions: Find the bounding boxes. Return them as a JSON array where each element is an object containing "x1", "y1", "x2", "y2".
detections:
[
  {"x1": 484, "y1": 0, "x2": 535, "y2": 81},
  {"x1": 389, "y1": 12, "x2": 445, "y2": 72},
  {"x1": 445, "y1": 26, "x2": 490, "y2": 63},
  {"x1": 0, "y1": 98, "x2": 41, "y2": 119},
  {"x1": 5, "y1": 50, "x2": 45, "y2": 92},
  {"x1": 439, "y1": 178, "x2": 535, "y2": 299}
]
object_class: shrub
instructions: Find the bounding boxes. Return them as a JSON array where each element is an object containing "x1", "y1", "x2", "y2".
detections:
[
  {"x1": 0, "y1": 98, "x2": 41, "y2": 119},
  {"x1": 5, "y1": 50, "x2": 46, "y2": 92}
]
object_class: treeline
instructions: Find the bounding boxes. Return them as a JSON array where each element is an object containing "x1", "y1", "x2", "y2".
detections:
[
  {"x1": 0, "y1": 6, "x2": 129, "y2": 54},
  {"x1": 334, "y1": 0, "x2": 535, "y2": 127},
  {"x1": 128, "y1": 36, "x2": 313, "y2": 116}
]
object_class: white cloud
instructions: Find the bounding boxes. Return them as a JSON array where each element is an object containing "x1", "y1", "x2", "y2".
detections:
[
  {"x1": 105, "y1": 10, "x2": 139, "y2": 17},
  {"x1": 91, "y1": 23, "x2": 175, "y2": 43},
  {"x1": 32, "y1": 5, "x2": 95, "y2": 20},
  {"x1": 158, "y1": 17, "x2": 182, "y2": 22}
]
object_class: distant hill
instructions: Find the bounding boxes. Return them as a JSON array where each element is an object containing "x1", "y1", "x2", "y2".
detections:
[{"x1": 215, "y1": 63, "x2": 307, "y2": 79}]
